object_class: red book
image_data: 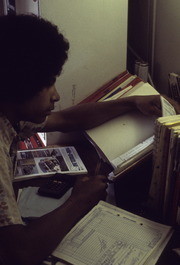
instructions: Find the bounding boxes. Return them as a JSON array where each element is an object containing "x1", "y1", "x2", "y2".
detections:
[
  {"x1": 31, "y1": 136, "x2": 39, "y2": 148},
  {"x1": 97, "y1": 72, "x2": 134, "y2": 101},
  {"x1": 18, "y1": 141, "x2": 27, "y2": 150},
  {"x1": 18, "y1": 133, "x2": 45, "y2": 150}
]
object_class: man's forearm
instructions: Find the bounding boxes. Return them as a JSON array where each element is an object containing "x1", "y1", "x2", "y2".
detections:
[
  {"x1": 64, "y1": 97, "x2": 135, "y2": 130},
  {"x1": 0, "y1": 175, "x2": 107, "y2": 265},
  {"x1": 0, "y1": 196, "x2": 90, "y2": 265},
  {"x1": 45, "y1": 97, "x2": 136, "y2": 132}
]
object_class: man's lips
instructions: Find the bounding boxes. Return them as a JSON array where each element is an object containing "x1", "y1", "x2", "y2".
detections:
[{"x1": 45, "y1": 108, "x2": 54, "y2": 115}]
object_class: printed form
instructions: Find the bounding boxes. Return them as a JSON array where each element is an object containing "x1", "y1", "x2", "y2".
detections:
[{"x1": 53, "y1": 201, "x2": 172, "y2": 265}]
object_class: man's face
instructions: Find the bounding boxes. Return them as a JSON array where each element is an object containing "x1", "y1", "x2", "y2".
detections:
[{"x1": 19, "y1": 85, "x2": 60, "y2": 123}]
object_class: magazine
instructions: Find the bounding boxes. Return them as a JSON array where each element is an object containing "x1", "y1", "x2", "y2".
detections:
[{"x1": 14, "y1": 146, "x2": 87, "y2": 182}]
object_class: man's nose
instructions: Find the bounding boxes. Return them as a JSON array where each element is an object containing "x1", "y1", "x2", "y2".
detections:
[{"x1": 52, "y1": 86, "x2": 60, "y2": 102}]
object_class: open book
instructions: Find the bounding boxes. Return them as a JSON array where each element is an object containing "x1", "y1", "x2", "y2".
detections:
[
  {"x1": 52, "y1": 200, "x2": 173, "y2": 265},
  {"x1": 14, "y1": 146, "x2": 87, "y2": 182},
  {"x1": 85, "y1": 76, "x2": 176, "y2": 179}
]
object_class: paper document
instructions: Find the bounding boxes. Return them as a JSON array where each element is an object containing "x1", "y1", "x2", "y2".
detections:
[
  {"x1": 161, "y1": 96, "x2": 176, "y2": 116},
  {"x1": 111, "y1": 136, "x2": 154, "y2": 171},
  {"x1": 53, "y1": 201, "x2": 173, "y2": 265},
  {"x1": 86, "y1": 111, "x2": 155, "y2": 162},
  {"x1": 85, "y1": 82, "x2": 159, "y2": 176}
]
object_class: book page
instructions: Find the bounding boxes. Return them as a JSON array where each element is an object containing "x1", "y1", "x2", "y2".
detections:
[
  {"x1": 86, "y1": 82, "x2": 158, "y2": 163},
  {"x1": 120, "y1": 82, "x2": 159, "y2": 97},
  {"x1": 53, "y1": 201, "x2": 172, "y2": 265},
  {"x1": 160, "y1": 96, "x2": 176, "y2": 116},
  {"x1": 86, "y1": 111, "x2": 155, "y2": 162}
]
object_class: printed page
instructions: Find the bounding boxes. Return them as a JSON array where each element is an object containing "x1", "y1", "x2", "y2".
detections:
[
  {"x1": 14, "y1": 146, "x2": 87, "y2": 181},
  {"x1": 53, "y1": 201, "x2": 172, "y2": 265}
]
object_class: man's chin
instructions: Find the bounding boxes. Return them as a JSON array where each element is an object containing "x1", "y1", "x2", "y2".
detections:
[{"x1": 30, "y1": 115, "x2": 47, "y2": 124}]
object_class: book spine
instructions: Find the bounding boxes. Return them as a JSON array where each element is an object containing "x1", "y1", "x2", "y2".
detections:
[
  {"x1": 168, "y1": 72, "x2": 180, "y2": 102},
  {"x1": 97, "y1": 73, "x2": 133, "y2": 101},
  {"x1": 18, "y1": 140, "x2": 28, "y2": 150},
  {"x1": 92, "y1": 71, "x2": 131, "y2": 102},
  {"x1": 114, "y1": 76, "x2": 142, "y2": 99},
  {"x1": 105, "y1": 76, "x2": 142, "y2": 101},
  {"x1": 28, "y1": 136, "x2": 38, "y2": 148},
  {"x1": 148, "y1": 121, "x2": 168, "y2": 217},
  {"x1": 169, "y1": 172, "x2": 180, "y2": 225},
  {"x1": 163, "y1": 130, "x2": 178, "y2": 221},
  {"x1": 159, "y1": 127, "x2": 172, "y2": 212}
]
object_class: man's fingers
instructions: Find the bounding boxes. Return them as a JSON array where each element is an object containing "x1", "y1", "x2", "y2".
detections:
[
  {"x1": 153, "y1": 95, "x2": 161, "y2": 109},
  {"x1": 81, "y1": 176, "x2": 90, "y2": 182},
  {"x1": 76, "y1": 175, "x2": 108, "y2": 187},
  {"x1": 94, "y1": 175, "x2": 109, "y2": 185},
  {"x1": 152, "y1": 105, "x2": 162, "y2": 116},
  {"x1": 161, "y1": 95, "x2": 180, "y2": 114}
]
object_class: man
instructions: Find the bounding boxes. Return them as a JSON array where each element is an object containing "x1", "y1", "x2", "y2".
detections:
[{"x1": 0, "y1": 15, "x2": 179, "y2": 265}]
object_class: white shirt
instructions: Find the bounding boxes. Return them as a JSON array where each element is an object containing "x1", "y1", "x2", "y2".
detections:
[{"x1": 0, "y1": 112, "x2": 46, "y2": 227}]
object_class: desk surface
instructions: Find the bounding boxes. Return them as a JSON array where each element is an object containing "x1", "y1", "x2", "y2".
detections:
[{"x1": 13, "y1": 133, "x2": 180, "y2": 265}]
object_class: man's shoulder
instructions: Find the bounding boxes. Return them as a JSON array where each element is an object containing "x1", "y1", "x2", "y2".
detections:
[{"x1": 0, "y1": 113, "x2": 17, "y2": 146}]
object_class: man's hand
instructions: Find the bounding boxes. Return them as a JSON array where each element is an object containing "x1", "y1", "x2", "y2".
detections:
[
  {"x1": 0, "y1": 174, "x2": 108, "y2": 265},
  {"x1": 44, "y1": 93, "x2": 180, "y2": 133},
  {"x1": 133, "y1": 94, "x2": 180, "y2": 116},
  {"x1": 133, "y1": 95, "x2": 162, "y2": 116},
  {"x1": 71, "y1": 175, "x2": 108, "y2": 209},
  {"x1": 161, "y1": 94, "x2": 180, "y2": 114}
]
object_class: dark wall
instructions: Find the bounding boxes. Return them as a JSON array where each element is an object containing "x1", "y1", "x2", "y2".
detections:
[
  {"x1": 0, "y1": 1, "x2": 4, "y2": 15},
  {"x1": 127, "y1": 0, "x2": 152, "y2": 74}
]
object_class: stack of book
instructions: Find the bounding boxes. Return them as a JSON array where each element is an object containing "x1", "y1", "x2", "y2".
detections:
[
  {"x1": 79, "y1": 70, "x2": 143, "y2": 104},
  {"x1": 168, "y1": 72, "x2": 180, "y2": 103},
  {"x1": 148, "y1": 115, "x2": 180, "y2": 225}
]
